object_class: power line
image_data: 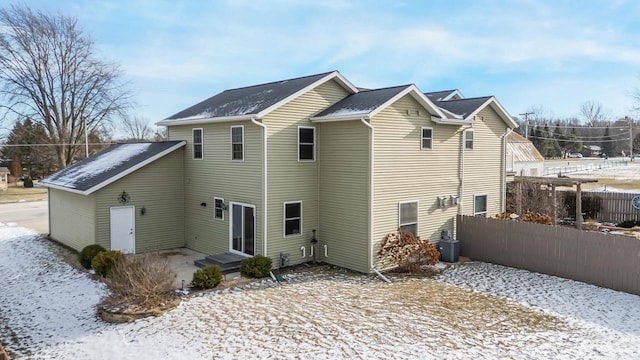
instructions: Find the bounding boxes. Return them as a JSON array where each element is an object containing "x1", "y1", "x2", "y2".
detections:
[{"x1": 1, "y1": 142, "x2": 115, "y2": 147}]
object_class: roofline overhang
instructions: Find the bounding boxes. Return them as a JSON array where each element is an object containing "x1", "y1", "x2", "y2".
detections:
[
  {"x1": 431, "y1": 116, "x2": 475, "y2": 125},
  {"x1": 465, "y1": 97, "x2": 518, "y2": 129},
  {"x1": 40, "y1": 141, "x2": 187, "y2": 195},
  {"x1": 156, "y1": 114, "x2": 254, "y2": 126},
  {"x1": 310, "y1": 113, "x2": 371, "y2": 122}
]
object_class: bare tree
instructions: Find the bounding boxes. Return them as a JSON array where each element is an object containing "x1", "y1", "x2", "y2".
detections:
[
  {"x1": 580, "y1": 100, "x2": 609, "y2": 126},
  {"x1": 0, "y1": 5, "x2": 130, "y2": 168},
  {"x1": 119, "y1": 116, "x2": 153, "y2": 141}
]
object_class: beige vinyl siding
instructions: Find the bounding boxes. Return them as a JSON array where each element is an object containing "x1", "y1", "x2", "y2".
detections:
[
  {"x1": 49, "y1": 188, "x2": 96, "y2": 251},
  {"x1": 371, "y1": 95, "x2": 461, "y2": 269},
  {"x1": 318, "y1": 120, "x2": 370, "y2": 273},
  {"x1": 461, "y1": 106, "x2": 508, "y2": 217},
  {"x1": 169, "y1": 122, "x2": 263, "y2": 255},
  {"x1": 263, "y1": 80, "x2": 350, "y2": 266},
  {"x1": 95, "y1": 148, "x2": 185, "y2": 252}
]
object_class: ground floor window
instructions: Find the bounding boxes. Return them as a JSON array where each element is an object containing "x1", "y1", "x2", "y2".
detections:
[
  {"x1": 398, "y1": 201, "x2": 418, "y2": 236},
  {"x1": 474, "y1": 194, "x2": 487, "y2": 216},
  {"x1": 214, "y1": 197, "x2": 224, "y2": 220},
  {"x1": 284, "y1": 201, "x2": 302, "y2": 236}
]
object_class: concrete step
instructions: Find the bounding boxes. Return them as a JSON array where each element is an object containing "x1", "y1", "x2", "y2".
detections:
[{"x1": 194, "y1": 252, "x2": 245, "y2": 274}]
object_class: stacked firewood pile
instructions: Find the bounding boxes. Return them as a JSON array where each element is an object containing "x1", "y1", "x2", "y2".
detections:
[{"x1": 495, "y1": 211, "x2": 552, "y2": 225}]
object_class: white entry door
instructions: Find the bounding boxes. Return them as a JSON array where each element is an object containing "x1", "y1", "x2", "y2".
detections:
[{"x1": 110, "y1": 206, "x2": 135, "y2": 253}]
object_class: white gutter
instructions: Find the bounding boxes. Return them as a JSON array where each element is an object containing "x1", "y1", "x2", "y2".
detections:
[
  {"x1": 251, "y1": 117, "x2": 268, "y2": 257},
  {"x1": 458, "y1": 126, "x2": 472, "y2": 216},
  {"x1": 360, "y1": 117, "x2": 375, "y2": 271},
  {"x1": 157, "y1": 114, "x2": 255, "y2": 126},
  {"x1": 500, "y1": 128, "x2": 514, "y2": 213}
]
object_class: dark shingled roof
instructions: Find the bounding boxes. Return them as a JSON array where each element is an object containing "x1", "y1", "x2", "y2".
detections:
[
  {"x1": 166, "y1": 71, "x2": 336, "y2": 120},
  {"x1": 314, "y1": 85, "x2": 411, "y2": 118},
  {"x1": 434, "y1": 96, "x2": 492, "y2": 118},
  {"x1": 424, "y1": 90, "x2": 458, "y2": 101},
  {"x1": 40, "y1": 141, "x2": 184, "y2": 193}
]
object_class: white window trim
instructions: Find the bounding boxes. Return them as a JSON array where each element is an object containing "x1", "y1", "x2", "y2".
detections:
[
  {"x1": 473, "y1": 193, "x2": 488, "y2": 216},
  {"x1": 421, "y1": 126, "x2": 433, "y2": 150},
  {"x1": 192, "y1": 128, "x2": 203, "y2": 160},
  {"x1": 398, "y1": 200, "x2": 419, "y2": 235},
  {"x1": 283, "y1": 201, "x2": 303, "y2": 237},
  {"x1": 231, "y1": 125, "x2": 244, "y2": 161},
  {"x1": 297, "y1": 126, "x2": 316, "y2": 162},
  {"x1": 465, "y1": 130, "x2": 474, "y2": 150},
  {"x1": 214, "y1": 197, "x2": 224, "y2": 221}
]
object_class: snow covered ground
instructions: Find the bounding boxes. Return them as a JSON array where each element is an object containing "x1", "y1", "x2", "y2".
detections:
[
  {"x1": 548, "y1": 159, "x2": 640, "y2": 192},
  {"x1": 1, "y1": 222, "x2": 640, "y2": 359}
]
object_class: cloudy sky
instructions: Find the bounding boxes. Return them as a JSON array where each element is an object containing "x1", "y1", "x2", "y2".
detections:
[{"x1": 14, "y1": 0, "x2": 640, "y2": 127}]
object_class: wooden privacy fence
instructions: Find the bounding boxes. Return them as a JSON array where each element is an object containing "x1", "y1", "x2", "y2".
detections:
[
  {"x1": 561, "y1": 190, "x2": 640, "y2": 223},
  {"x1": 456, "y1": 215, "x2": 640, "y2": 296}
]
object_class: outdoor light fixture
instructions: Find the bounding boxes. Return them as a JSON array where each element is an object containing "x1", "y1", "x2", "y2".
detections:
[
  {"x1": 140, "y1": 207, "x2": 146, "y2": 215},
  {"x1": 220, "y1": 202, "x2": 228, "y2": 211},
  {"x1": 200, "y1": 202, "x2": 207, "y2": 207}
]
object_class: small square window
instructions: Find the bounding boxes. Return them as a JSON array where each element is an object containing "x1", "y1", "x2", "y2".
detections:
[
  {"x1": 421, "y1": 127, "x2": 433, "y2": 150},
  {"x1": 474, "y1": 194, "x2": 487, "y2": 216},
  {"x1": 284, "y1": 201, "x2": 302, "y2": 236},
  {"x1": 214, "y1": 197, "x2": 224, "y2": 220},
  {"x1": 298, "y1": 127, "x2": 315, "y2": 161},
  {"x1": 399, "y1": 201, "x2": 418, "y2": 236},
  {"x1": 465, "y1": 130, "x2": 474, "y2": 150}
]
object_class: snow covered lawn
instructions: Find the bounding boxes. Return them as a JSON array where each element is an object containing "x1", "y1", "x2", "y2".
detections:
[{"x1": 1, "y1": 223, "x2": 640, "y2": 359}]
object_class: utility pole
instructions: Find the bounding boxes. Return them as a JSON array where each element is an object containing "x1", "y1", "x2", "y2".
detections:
[
  {"x1": 520, "y1": 112, "x2": 535, "y2": 139},
  {"x1": 628, "y1": 116, "x2": 634, "y2": 159}
]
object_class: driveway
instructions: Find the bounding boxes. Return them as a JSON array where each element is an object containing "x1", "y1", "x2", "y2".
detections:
[{"x1": 0, "y1": 200, "x2": 48, "y2": 234}]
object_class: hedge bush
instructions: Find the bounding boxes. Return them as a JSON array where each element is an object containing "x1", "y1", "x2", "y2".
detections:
[
  {"x1": 92, "y1": 250, "x2": 124, "y2": 277},
  {"x1": 79, "y1": 244, "x2": 106, "y2": 269},
  {"x1": 191, "y1": 266, "x2": 223, "y2": 289},
  {"x1": 240, "y1": 255, "x2": 273, "y2": 278},
  {"x1": 23, "y1": 176, "x2": 34, "y2": 188}
]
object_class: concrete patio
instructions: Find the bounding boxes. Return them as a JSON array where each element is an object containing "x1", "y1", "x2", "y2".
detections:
[{"x1": 156, "y1": 248, "x2": 241, "y2": 288}]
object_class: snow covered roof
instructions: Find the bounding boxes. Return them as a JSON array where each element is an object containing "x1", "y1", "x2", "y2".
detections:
[
  {"x1": 311, "y1": 84, "x2": 461, "y2": 123},
  {"x1": 40, "y1": 141, "x2": 185, "y2": 195},
  {"x1": 158, "y1": 71, "x2": 358, "y2": 126},
  {"x1": 434, "y1": 96, "x2": 493, "y2": 118},
  {"x1": 312, "y1": 85, "x2": 412, "y2": 119}
]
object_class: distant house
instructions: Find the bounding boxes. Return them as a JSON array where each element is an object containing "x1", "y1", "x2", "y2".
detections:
[
  {"x1": 0, "y1": 167, "x2": 10, "y2": 191},
  {"x1": 585, "y1": 145, "x2": 602, "y2": 157},
  {"x1": 506, "y1": 132, "x2": 545, "y2": 177},
  {"x1": 41, "y1": 71, "x2": 517, "y2": 273}
]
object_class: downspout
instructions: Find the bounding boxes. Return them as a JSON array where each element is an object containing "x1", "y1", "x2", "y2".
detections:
[
  {"x1": 458, "y1": 126, "x2": 469, "y2": 216},
  {"x1": 360, "y1": 117, "x2": 375, "y2": 272},
  {"x1": 500, "y1": 128, "x2": 514, "y2": 213},
  {"x1": 251, "y1": 117, "x2": 268, "y2": 257}
]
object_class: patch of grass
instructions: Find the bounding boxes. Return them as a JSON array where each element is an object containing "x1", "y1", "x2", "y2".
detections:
[{"x1": 0, "y1": 182, "x2": 48, "y2": 202}]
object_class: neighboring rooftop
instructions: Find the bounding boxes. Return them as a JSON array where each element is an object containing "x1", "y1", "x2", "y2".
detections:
[
  {"x1": 0, "y1": 167, "x2": 9, "y2": 174},
  {"x1": 40, "y1": 141, "x2": 185, "y2": 194},
  {"x1": 507, "y1": 132, "x2": 545, "y2": 162},
  {"x1": 165, "y1": 71, "x2": 344, "y2": 121}
]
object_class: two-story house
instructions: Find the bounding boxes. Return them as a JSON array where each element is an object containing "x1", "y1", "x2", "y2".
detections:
[{"x1": 41, "y1": 71, "x2": 517, "y2": 273}]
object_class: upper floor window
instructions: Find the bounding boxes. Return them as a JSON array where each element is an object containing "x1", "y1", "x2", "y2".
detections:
[
  {"x1": 398, "y1": 201, "x2": 418, "y2": 236},
  {"x1": 193, "y1": 128, "x2": 203, "y2": 160},
  {"x1": 298, "y1": 126, "x2": 315, "y2": 161},
  {"x1": 231, "y1": 126, "x2": 244, "y2": 161},
  {"x1": 421, "y1": 127, "x2": 433, "y2": 150},
  {"x1": 474, "y1": 194, "x2": 487, "y2": 216},
  {"x1": 284, "y1": 201, "x2": 302, "y2": 236},
  {"x1": 465, "y1": 130, "x2": 474, "y2": 150}
]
